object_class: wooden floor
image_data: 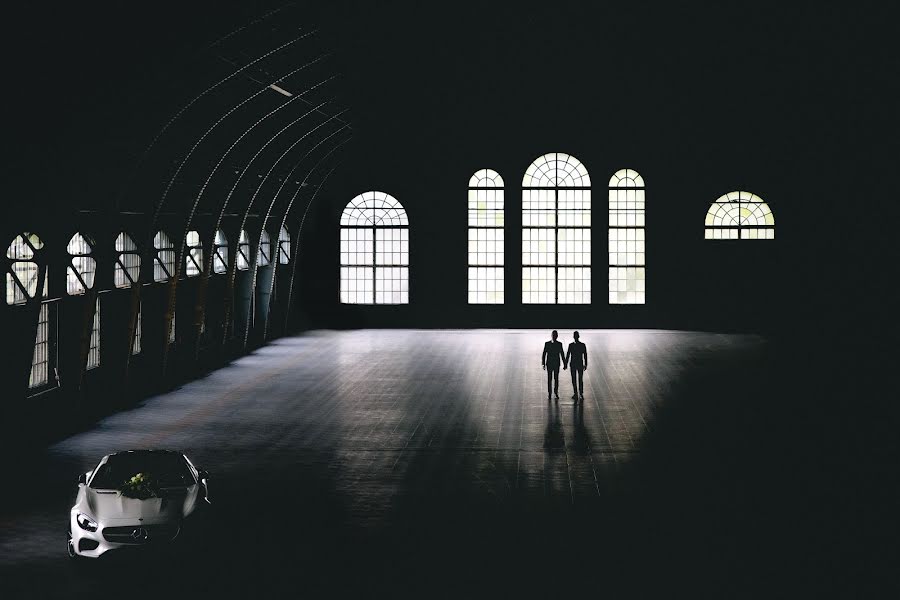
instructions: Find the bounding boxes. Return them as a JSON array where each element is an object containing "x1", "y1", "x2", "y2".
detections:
[{"x1": 5, "y1": 329, "x2": 842, "y2": 598}]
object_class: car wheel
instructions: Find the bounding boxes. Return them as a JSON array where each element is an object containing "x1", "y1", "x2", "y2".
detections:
[{"x1": 67, "y1": 531, "x2": 78, "y2": 560}]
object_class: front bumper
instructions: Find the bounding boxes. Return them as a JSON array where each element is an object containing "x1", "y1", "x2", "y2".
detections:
[{"x1": 69, "y1": 512, "x2": 181, "y2": 558}]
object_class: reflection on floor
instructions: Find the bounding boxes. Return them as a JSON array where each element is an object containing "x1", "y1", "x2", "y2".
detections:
[{"x1": 2, "y1": 329, "x2": 862, "y2": 598}]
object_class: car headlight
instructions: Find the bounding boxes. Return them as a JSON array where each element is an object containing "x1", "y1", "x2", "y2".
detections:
[{"x1": 76, "y1": 512, "x2": 98, "y2": 532}]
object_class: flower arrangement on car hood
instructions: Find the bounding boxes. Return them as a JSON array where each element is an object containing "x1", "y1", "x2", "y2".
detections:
[{"x1": 118, "y1": 472, "x2": 161, "y2": 500}]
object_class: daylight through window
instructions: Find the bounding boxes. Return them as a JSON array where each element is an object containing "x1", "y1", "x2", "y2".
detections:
[{"x1": 340, "y1": 191, "x2": 409, "y2": 304}]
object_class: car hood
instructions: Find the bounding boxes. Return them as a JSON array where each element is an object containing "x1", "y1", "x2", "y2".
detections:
[{"x1": 85, "y1": 485, "x2": 199, "y2": 524}]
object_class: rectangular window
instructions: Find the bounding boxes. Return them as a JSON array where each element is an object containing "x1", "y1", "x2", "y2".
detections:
[
  {"x1": 522, "y1": 188, "x2": 590, "y2": 304},
  {"x1": 522, "y1": 266, "x2": 555, "y2": 304},
  {"x1": 340, "y1": 266, "x2": 373, "y2": 304},
  {"x1": 29, "y1": 302, "x2": 51, "y2": 388},
  {"x1": 87, "y1": 297, "x2": 100, "y2": 370},
  {"x1": 608, "y1": 186, "x2": 645, "y2": 304},
  {"x1": 132, "y1": 303, "x2": 142, "y2": 355},
  {"x1": 375, "y1": 267, "x2": 409, "y2": 304},
  {"x1": 468, "y1": 267, "x2": 504, "y2": 304}
]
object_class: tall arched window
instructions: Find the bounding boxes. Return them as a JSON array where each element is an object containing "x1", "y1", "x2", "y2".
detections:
[
  {"x1": 258, "y1": 230, "x2": 272, "y2": 266},
  {"x1": 6, "y1": 233, "x2": 43, "y2": 305},
  {"x1": 340, "y1": 191, "x2": 409, "y2": 305},
  {"x1": 468, "y1": 169, "x2": 504, "y2": 304},
  {"x1": 114, "y1": 232, "x2": 140, "y2": 288},
  {"x1": 67, "y1": 233, "x2": 96, "y2": 295},
  {"x1": 185, "y1": 231, "x2": 203, "y2": 276},
  {"x1": 213, "y1": 229, "x2": 228, "y2": 274},
  {"x1": 522, "y1": 153, "x2": 591, "y2": 304},
  {"x1": 153, "y1": 231, "x2": 175, "y2": 282},
  {"x1": 608, "y1": 169, "x2": 646, "y2": 304},
  {"x1": 236, "y1": 230, "x2": 250, "y2": 271},
  {"x1": 705, "y1": 191, "x2": 774, "y2": 239},
  {"x1": 278, "y1": 226, "x2": 291, "y2": 264}
]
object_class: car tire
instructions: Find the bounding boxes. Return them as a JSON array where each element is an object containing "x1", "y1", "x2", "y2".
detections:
[{"x1": 66, "y1": 531, "x2": 79, "y2": 560}]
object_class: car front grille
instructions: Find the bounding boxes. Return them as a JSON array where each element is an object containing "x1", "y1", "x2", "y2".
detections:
[{"x1": 102, "y1": 524, "x2": 180, "y2": 544}]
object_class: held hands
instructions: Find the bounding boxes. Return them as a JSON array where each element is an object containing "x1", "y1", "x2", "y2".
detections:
[{"x1": 542, "y1": 365, "x2": 546, "y2": 371}]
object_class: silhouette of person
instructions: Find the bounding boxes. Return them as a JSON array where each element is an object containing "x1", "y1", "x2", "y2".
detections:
[
  {"x1": 565, "y1": 331, "x2": 588, "y2": 402},
  {"x1": 542, "y1": 330, "x2": 566, "y2": 401}
]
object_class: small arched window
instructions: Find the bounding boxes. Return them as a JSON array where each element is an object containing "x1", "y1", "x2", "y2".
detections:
[
  {"x1": 66, "y1": 233, "x2": 96, "y2": 295},
  {"x1": 278, "y1": 227, "x2": 291, "y2": 264},
  {"x1": 153, "y1": 231, "x2": 175, "y2": 282},
  {"x1": 705, "y1": 191, "x2": 775, "y2": 239},
  {"x1": 185, "y1": 230, "x2": 203, "y2": 276},
  {"x1": 236, "y1": 230, "x2": 250, "y2": 271},
  {"x1": 6, "y1": 233, "x2": 43, "y2": 305},
  {"x1": 114, "y1": 232, "x2": 140, "y2": 288},
  {"x1": 522, "y1": 153, "x2": 591, "y2": 304},
  {"x1": 468, "y1": 169, "x2": 504, "y2": 304},
  {"x1": 608, "y1": 169, "x2": 646, "y2": 304},
  {"x1": 213, "y1": 229, "x2": 228, "y2": 274},
  {"x1": 340, "y1": 191, "x2": 409, "y2": 304},
  {"x1": 257, "y1": 230, "x2": 272, "y2": 267}
]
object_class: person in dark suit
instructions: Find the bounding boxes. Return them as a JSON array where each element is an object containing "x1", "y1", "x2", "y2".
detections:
[
  {"x1": 542, "y1": 330, "x2": 566, "y2": 401},
  {"x1": 565, "y1": 331, "x2": 588, "y2": 402}
]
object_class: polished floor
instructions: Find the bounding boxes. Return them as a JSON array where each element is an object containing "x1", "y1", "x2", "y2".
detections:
[{"x1": 0, "y1": 329, "x2": 879, "y2": 598}]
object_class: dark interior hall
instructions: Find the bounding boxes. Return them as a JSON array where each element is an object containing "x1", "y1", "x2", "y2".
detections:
[{"x1": 0, "y1": 1, "x2": 894, "y2": 597}]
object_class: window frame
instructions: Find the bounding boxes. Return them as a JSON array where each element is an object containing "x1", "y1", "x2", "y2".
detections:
[
  {"x1": 521, "y1": 153, "x2": 592, "y2": 305},
  {"x1": 339, "y1": 191, "x2": 409, "y2": 305}
]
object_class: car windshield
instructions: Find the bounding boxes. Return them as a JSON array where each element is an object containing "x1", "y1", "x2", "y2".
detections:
[{"x1": 90, "y1": 452, "x2": 195, "y2": 489}]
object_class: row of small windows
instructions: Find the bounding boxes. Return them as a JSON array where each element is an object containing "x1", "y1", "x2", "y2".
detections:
[
  {"x1": 5, "y1": 227, "x2": 293, "y2": 304},
  {"x1": 6, "y1": 228, "x2": 291, "y2": 391},
  {"x1": 340, "y1": 154, "x2": 775, "y2": 306}
]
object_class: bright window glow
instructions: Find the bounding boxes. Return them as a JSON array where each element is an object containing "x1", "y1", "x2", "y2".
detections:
[
  {"x1": 340, "y1": 191, "x2": 409, "y2": 304},
  {"x1": 278, "y1": 226, "x2": 291, "y2": 264},
  {"x1": 153, "y1": 231, "x2": 175, "y2": 282},
  {"x1": 468, "y1": 169, "x2": 504, "y2": 304},
  {"x1": 185, "y1": 230, "x2": 203, "y2": 277},
  {"x1": 66, "y1": 233, "x2": 96, "y2": 296},
  {"x1": 214, "y1": 229, "x2": 228, "y2": 274},
  {"x1": 609, "y1": 169, "x2": 646, "y2": 304},
  {"x1": 87, "y1": 297, "x2": 100, "y2": 370},
  {"x1": 258, "y1": 230, "x2": 272, "y2": 266},
  {"x1": 705, "y1": 191, "x2": 775, "y2": 239},
  {"x1": 132, "y1": 302, "x2": 142, "y2": 355},
  {"x1": 29, "y1": 302, "x2": 51, "y2": 388},
  {"x1": 522, "y1": 153, "x2": 590, "y2": 304},
  {"x1": 237, "y1": 230, "x2": 250, "y2": 271},
  {"x1": 6, "y1": 233, "x2": 43, "y2": 305},
  {"x1": 114, "y1": 232, "x2": 141, "y2": 288}
]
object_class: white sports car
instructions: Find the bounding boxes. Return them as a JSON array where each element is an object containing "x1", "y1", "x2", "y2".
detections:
[{"x1": 68, "y1": 450, "x2": 211, "y2": 559}]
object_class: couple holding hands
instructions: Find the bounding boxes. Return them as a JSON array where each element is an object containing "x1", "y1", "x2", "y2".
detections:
[{"x1": 541, "y1": 330, "x2": 588, "y2": 402}]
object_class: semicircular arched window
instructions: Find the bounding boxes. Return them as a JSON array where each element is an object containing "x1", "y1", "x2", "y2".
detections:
[
  {"x1": 66, "y1": 233, "x2": 96, "y2": 295},
  {"x1": 257, "y1": 230, "x2": 272, "y2": 267},
  {"x1": 114, "y1": 232, "x2": 140, "y2": 288},
  {"x1": 608, "y1": 168, "x2": 646, "y2": 304},
  {"x1": 153, "y1": 231, "x2": 175, "y2": 282},
  {"x1": 705, "y1": 191, "x2": 774, "y2": 239},
  {"x1": 185, "y1": 230, "x2": 203, "y2": 277},
  {"x1": 468, "y1": 169, "x2": 504, "y2": 304},
  {"x1": 340, "y1": 191, "x2": 409, "y2": 305},
  {"x1": 213, "y1": 229, "x2": 228, "y2": 274},
  {"x1": 236, "y1": 230, "x2": 251, "y2": 271},
  {"x1": 278, "y1": 226, "x2": 291, "y2": 265},
  {"x1": 6, "y1": 233, "x2": 44, "y2": 305},
  {"x1": 522, "y1": 153, "x2": 591, "y2": 304}
]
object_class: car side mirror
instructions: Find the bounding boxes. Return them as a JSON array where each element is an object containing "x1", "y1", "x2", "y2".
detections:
[{"x1": 78, "y1": 472, "x2": 88, "y2": 485}]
